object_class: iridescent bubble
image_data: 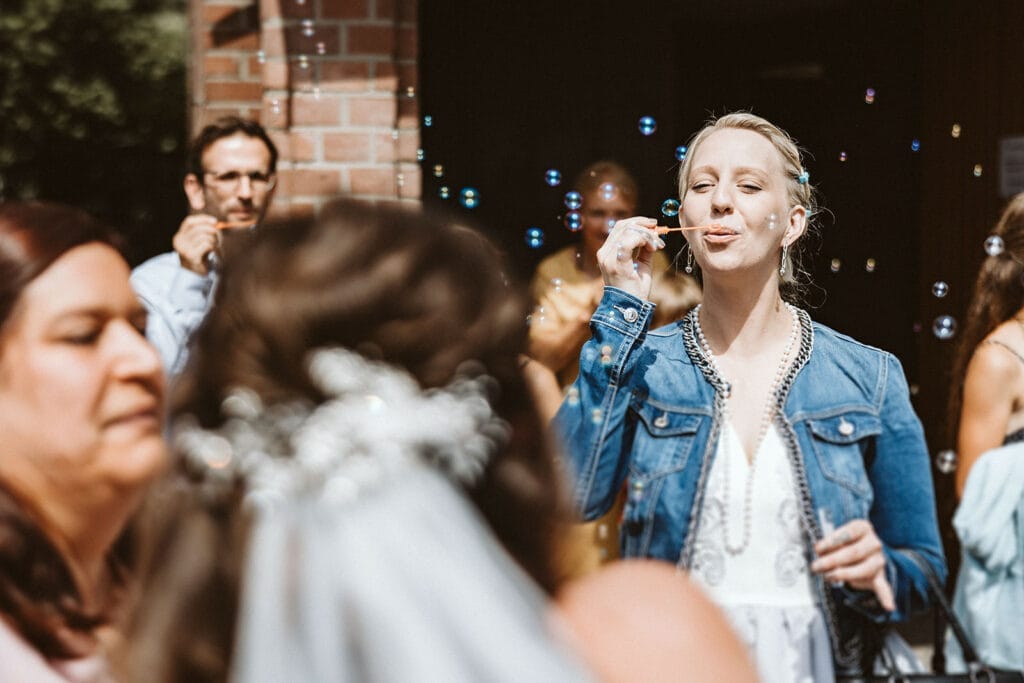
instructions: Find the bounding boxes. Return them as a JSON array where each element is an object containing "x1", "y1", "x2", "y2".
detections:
[
  {"x1": 416, "y1": 148, "x2": 424, "y2": 162},
  {"x1": 675, "y1": 145, "x2": 688, "y2": 161},
  {"x1": 257, "y1": 50, "x2": 267, "y2": 64},
  {"x1": 932, "y1": 281, "x2": 949, "y2": 298},
  {"x1": 564, "y1": 191, "x2": 583, "y2": 210},
  {"x1": 432, "y1": 164, "x2": 444, "y2": 178},
  {"x1": 459, "y1": 187, "x2": 479, "y2": 209},
  {"x1": 564, "y1": 211, "x2": 583, "y2": 232},
  {"x1": 767, "y1": 212, "x2": 779, "y2": 230},
  {"x1": 985, "y1": 235, "x2": 1005, "y2": 256},
  {"x1": 405, "y1": 86, "x2": 415, "y2": 98},
  {"x1": 270, "y1": 98, "x2": 281, "y2": 115},
  {"x1": 301, "y1": 19, "x2": 314, "y2": 37},
  {"x1": 865, "y1": 257, "x2": 877, "y2": 273},
  {"x1": 423, "y1": 115, "x2": 433, "y2": 127},
  {"x1": 316, "y1": 41, "x2": 326, "y2": 55},
  {"x1": 544, "y1": 169, "x2": 562, "y2": 187},
  {"x1": 864, "y1": 88, "x2": 876, "y2": 104},
  {"x1": 910, "y1": 138, "x2": 921, "y2": 152},
  {"x1": 935, "y1": 449, "x2": 958, "y2": 474},
  {"x1": 951, "y1": 123, "x2": 962, "y2": 138},
  {"x1": 525, "y1": 227, "x2": 544, "y2": 249},
  {"x1": 932, "y1": 315, "x2": 957, "y2": 340},
  {"x1": 599, "y1": 182, "x2": 618, "y2": 201},
  {"x1": 551, "y1": 277, "x2": 563, "y2": 292},
  {"x1": 830, "y1": 258, "x2": 841, "y2": 273},
  {"x1": 638, "y1": 115, "x2": 657, "y2": 136},
  {"x1": 297, "y1": 55, "x2": 310, "y2": 70},
  {"x1": 660, "y1": 198, "x2": 680, "y2": 217},
  {"x1": 439, "y1": 185, "x2": 450, "y2": 200},
  {"x1": 839, "y1": 151, "x2": 848, "y2": 162},
  {"x1": 973, "y1": 164, "x2": 983, "y2": 177},
  {"x1": 910, "y1": 384, "x2": 920, "y2": 396},
  {"x1": 605, "y1": 218, "x2": 616, "y2": 233}
]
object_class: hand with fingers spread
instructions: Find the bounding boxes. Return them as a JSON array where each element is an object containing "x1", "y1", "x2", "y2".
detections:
[
  {"x1": 172, "y1": 214, "x2": 220, "y2": 275},
  {"x1": 595, "y1": 217, "x2": 666, "y2": 301},
  {"x1": 811, "y1": 519, "x2": 895, "y2": 612}
]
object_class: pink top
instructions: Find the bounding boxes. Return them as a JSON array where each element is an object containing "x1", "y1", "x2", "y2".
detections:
[{"x1": 0, "y1": 617, "x2": 115, "y2": 683}]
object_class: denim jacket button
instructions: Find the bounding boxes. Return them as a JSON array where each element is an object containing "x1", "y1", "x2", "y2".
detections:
[
  {"x1": 623, "y1": 307, "x2": 639, "y2": 323},
  {"x1": 838, "y1": 418, "x2": 854, "y2": 436},
  {"x1": 654, "y1": 413, "x2": 669, "y2": 428}
]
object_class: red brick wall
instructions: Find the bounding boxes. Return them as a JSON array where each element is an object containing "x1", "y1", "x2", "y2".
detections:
[{"x1": 189, "y1": 0, "x2": 420, "y2": 214}]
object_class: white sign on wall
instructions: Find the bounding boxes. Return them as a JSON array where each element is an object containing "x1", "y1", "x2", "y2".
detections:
[{"x1": 999, "y1": 135, "x2": 1024, "y2": 198}]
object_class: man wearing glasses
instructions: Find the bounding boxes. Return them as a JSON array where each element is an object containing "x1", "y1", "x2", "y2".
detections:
[{"x1": 132, "y1": 116, "x2": 278, "y2": 376}]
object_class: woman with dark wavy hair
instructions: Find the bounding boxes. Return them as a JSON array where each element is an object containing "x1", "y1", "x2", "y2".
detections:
[
  {"x1": 949, "y1": 192, "x2": 1024, "y2": 496},
  {"x1": 0, "y1": 202, "x2": 166, "y2": 681}
]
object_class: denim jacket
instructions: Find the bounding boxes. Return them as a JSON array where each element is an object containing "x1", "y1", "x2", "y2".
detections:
[{"x1": 555, "y1": 287, "x2": 946, "y2": 670}]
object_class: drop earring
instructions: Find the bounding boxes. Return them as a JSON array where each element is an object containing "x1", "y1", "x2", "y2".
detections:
[
  {"x1": 780, "y1": 243, "x2": 789, "y2": 276},
  {"x1": 685, "y1": 247, "x2": 694, "y2": 274}
]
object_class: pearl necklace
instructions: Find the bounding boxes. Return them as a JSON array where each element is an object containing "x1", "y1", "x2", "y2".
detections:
[{"x1": 693, "y1": 302, "x2": 799, "y2": 556}]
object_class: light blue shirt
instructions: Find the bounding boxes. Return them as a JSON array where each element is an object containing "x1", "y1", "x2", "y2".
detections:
[
  {"x1": 946, "y1": 443, "x2": 1024, "y2": 672},
  {"x1": 131, "y1": 252, "x2": 218, "y2": 377}
]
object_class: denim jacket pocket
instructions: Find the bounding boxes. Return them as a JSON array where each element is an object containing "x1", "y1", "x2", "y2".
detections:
[
  {"x1": 806, "y1": 411, "x2": 881, "y2": 499},
  {"x1": 629, "y1": 398, "x2": 704, "y2": 479}
]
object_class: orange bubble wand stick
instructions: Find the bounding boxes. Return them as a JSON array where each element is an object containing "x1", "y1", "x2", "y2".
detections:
[
  {"x1": 215, "y1": 220, "x2": 258, "y2": 230},
  {"x1": 654, "y1": 223, "x2": 725, "y2": 234}
]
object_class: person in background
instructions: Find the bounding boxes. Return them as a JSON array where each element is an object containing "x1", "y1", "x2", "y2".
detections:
[
  {"x1": 0, "y1": 202, "x2": 166, "y2": 682},
  {"x1": 556, "y1": 112, "x2": 945, "y2": 681},
  {"x1": 945, "y1": 192, "x2": 1024, "y2": 672},
  {"x1": 527, "y1": 161, "x2": 700, "y2": 572},
  {"x1": 131, "y1": 116, "x2": 278, "y2": 377}
]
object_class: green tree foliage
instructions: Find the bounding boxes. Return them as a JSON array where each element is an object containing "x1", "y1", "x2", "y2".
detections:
[{"x1": 0, "y1": 0, "x2": 188, "y2": 262}]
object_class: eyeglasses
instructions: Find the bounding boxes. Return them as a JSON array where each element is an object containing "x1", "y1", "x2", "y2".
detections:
[{"x1": 203, "y1": 170, "x2": 276, "y2": 191}]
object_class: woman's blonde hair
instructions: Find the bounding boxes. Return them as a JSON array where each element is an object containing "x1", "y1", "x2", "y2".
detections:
[{"x1": 676, "y1": 112, "x2": 819, "y2": 302}]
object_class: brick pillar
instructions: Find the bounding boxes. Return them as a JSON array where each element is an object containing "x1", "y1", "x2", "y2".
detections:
[{"x1": 190, "y1": 0, "x2": 420, "y2": 216}]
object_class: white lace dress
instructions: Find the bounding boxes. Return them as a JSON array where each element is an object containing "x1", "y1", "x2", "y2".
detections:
[{"x1": 690, "y1": 421, "x2": 835, "y2": 683}]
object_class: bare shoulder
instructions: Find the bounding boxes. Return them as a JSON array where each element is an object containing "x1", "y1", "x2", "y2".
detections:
[
  {"x1": 970, "y1": 327, "x2": 1024, "y2": 380},
  {"x1": 556, "y1": 560, "x2": 756, "y2": 682}
]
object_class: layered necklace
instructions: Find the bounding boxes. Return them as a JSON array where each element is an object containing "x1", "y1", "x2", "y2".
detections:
[{"x1": 693, "y1": 302, "x2": 799, "y2": 556}]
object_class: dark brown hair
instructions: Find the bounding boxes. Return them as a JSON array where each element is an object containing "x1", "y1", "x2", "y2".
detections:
[
  {"x1": 185, "y1": 116, "x2": 279, "y2": 180},
  {"x1": 0, "y1": 201, "x2": 127, "y2": 659},
  {"x1": 128, "y1": 199, "x2": 573, "y2": 681},
  {"x1": 947, "y1": 192, "x2": 1024, "y2": 441}
]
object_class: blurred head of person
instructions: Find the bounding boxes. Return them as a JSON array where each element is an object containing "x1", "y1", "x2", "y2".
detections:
[
  {"x1": 183, "y1": 116, "x2": 279, "y2": 225},
  {"x1": 575, "y1": 160, "x2": 639, "y2": 265},
  {"x1": 125, "y1": 199, "x2": 575, "y2": 681},
  {"x1": 0, "y1": 201, "x2": 165, "y2": 660}
]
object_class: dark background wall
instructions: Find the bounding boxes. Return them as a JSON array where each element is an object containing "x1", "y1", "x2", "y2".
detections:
[{"x1": 419, "y1": 0, "x2": 1024, "y2": 560}]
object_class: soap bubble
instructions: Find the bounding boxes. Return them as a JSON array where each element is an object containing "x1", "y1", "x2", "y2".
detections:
[
  {"x1": 599, "y1": 182, "x2": 618, "y2": 201},
  {"x1": 910, "y1": 138, "x2": 921, "y2": 152},
  {"x1": 564, "y1": 211, "x2": 583, "y2": 232},
  {"x1": 932, "y1": 315, "x2": 957, "y2": 340},
  {"x1": 416, "y1": 148, "x2": 424, "y2": 162},
  {"x1": 257, "y1": 50, "x2": 266, "y2": 64},
  {"x1": 297, "y1": 55, "x2": 310, "y2": 70},
  {"x1": 973, "y1": 164, "x2": 983, "y2": 177},
  {"x1": 432, "y1": 164, "x2": 444, "y2": 178},
  {"x1": 525, "y1": 227, "x2": 544, "y2": 249},
  {"x1": 660, "y1": 199, "x2": 680, "y2": 217},
  {"x1": 830, "y1": 258, "x2": 841, "y2": 273},
  {"x1": 423, "y1": 115, "x2": 433, "y2": 127},
  {"x1": 839, "y1": 151, "x2": 848, "y2": 162},
  {"x1": 544, "y1": 169, "x2": 562, "y2": 187},
  {"x1": 404, "y1": 86, "x2": 415, "y2": 98},
  {"x1": 564, "y1": 191, "x2": 583, "y2": 210},
  {"x1": 984, "y1": 235, "x2": 1005, "y2": 256},
  {"x1": 301, "y1": 19, "x2": 314, "y2": 37},
  {"x1": 459, "y1": 187, "x2": 479, "y2": 209},
  {"x1": 638, "y1": 116, "x2": 657, "y2": 136},
  {"x1": 935, "y1": 449, "x2": 958, "y2": 474},
  {"x1": 439, "y1": 185, "x2": 450, "y2": 200},
  {"x1": 316, "y1": 41, "x2": 326, "y2": 55},
  {"x1": 951, "y1": 123, "x2": 961, "y2": 138},
  {"x1": 865, "y1": 257, "x2": 877, "y2": 273},
  {"x1": 864, "y1": 87, "x2": 876, "y2": 104},
  {"x1": 767, "y1": 212, "x2": 779, "y2": 230},
  {"x1": 932, "y1": 281, "x2": 949, "y2": 298},
  {"x1": 270, "y1": 98, "x2": 281, "y2": 115},
  {"x1": 675, "y1": 145, "x2": 688, "y2": 161},
  {"x1": 551, "y1": 277, "x2": 563, "y2": 292}
]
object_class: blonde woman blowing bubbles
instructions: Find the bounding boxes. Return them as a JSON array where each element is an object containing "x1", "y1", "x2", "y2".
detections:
[{"x1": 555, "y1": 112, "x2": 945, "y2": 681}]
